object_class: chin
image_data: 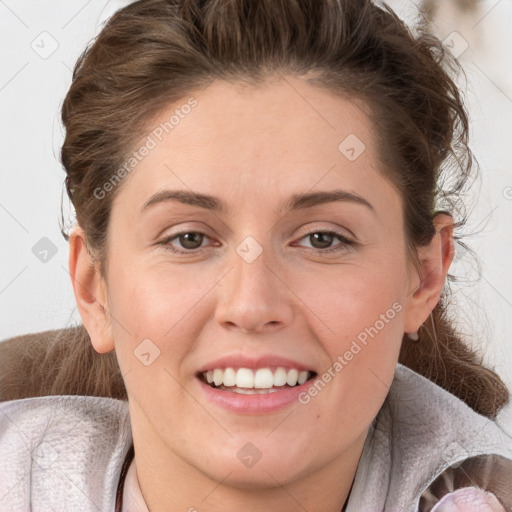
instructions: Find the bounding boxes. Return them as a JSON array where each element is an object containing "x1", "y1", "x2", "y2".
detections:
[{"x1": 192, "y1": 443, "x2": 319, "y2": 489}]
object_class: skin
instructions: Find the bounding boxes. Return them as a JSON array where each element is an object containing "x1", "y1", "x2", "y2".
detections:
[{"x1": 69, "y1": 75, "x2": 454, "y2": 512}]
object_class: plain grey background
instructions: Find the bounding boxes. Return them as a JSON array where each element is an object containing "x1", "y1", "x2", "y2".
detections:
[{"x1": 1, "y1": 0, "x2": 511, "y2": 431}]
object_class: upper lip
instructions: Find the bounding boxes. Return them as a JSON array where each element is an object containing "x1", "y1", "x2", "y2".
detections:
[{"x1": 196, "y1": 354, "x2": 316, "y2": 374}]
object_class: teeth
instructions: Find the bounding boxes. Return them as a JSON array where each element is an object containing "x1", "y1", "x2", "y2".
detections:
[
  {"x1": 224, "y1": 386, "x2": 279, "y2": 394},
  {"x1": 224, "y1": 367, "x2": 237, "y2": 387},
  {"x1": 286, "y1": 369, "x2": 298, "y2": 386},
  {"x1": 273, "y1": 367, "x2": 288, "y2": 386},
  {"x1": 213, "y1": 369, "x2": 223, "y2": 387},
  {"x1": 236, "y1": 368, "x2": 254, "y2": 388},
  {"x1": 254, "y1": 369, "x2": 273, "y2": 388},
  {"x1": 298, "y1": 371, "x2": 308, "y2": 385},
  {"x1": 202, "y1": 367, "x2": 313, "y2": 389}
]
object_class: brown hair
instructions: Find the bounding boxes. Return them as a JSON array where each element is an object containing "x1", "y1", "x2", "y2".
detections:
[{"x1": 1, "y1": 0, "x2": 509, "y2": 419}]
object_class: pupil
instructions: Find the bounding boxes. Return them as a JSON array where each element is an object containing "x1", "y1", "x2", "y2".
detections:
[
  {"x1": 181, "y1": 233, "x2": 202, "y2": 249},
  {"x1": 312, "y1": 232, "x2": 333, "y2": 249}
]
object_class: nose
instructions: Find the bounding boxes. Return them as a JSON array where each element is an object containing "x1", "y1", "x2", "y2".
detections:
[{"x1": 214, "y1": 246, "x2": 294, "y2": 334}]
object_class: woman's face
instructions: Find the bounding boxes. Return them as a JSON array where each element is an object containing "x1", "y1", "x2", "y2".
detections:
[{"x1": 80, "y1": 76, "x2": 427, "y2": 489}]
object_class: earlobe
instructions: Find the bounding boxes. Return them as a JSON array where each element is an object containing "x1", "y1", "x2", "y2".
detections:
[
  {"x1": 403, "y1": 213, "x2": 455, "y2": 333},
  {"x1": 68, "y1": 226, "x2": 115, "y2": 354}
]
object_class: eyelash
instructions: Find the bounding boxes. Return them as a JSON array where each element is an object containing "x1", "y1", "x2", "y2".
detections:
[{"x1": 158, "y1": 230, "x2": 356, "y2": 255}]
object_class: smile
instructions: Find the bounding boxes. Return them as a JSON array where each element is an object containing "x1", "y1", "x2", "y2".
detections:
[
  {"x1": 196, "y1": 366, "x2": 318, "y2": 412},
  {"x1": 200, "y1": 367, "x2": 316, "y2": 393}
]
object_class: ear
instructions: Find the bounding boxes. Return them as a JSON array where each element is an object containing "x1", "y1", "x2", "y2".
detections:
[
  {"x1": 403, "y1": 213, "x2": 455, "y2": 333},
  {"x1": 68, "y1": 226, "x2": 115, "y2": 354}
]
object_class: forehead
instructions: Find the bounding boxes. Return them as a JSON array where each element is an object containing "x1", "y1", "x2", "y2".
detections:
[{"x1": 111, "y1": 76, "x2": 400, "y2": 218}]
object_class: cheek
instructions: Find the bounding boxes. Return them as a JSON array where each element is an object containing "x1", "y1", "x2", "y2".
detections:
[
  {"x1": 108, "y1": 258, "x2": 202, "y2": 333},
  {"x1": 105, "y1": 259, "x2": 223, "y2": 380},
  {"x1": 291, "y1": 257, "x2": 406, "y2": 342},
  {"x1": 295, "y1": 261, "x2": 405, "y2": 411}
]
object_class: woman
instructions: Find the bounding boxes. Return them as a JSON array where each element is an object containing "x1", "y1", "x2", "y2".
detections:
[{"x1": 0, "y1": 0, "x2": 511, "y2": 510}]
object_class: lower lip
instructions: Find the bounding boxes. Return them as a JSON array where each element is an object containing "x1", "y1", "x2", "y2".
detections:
[{"x1": 197, "y1": 376, "x2": 317, "y2": 414}]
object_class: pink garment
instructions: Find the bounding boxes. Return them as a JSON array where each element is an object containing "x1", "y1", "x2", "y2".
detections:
[
  {"x1": 122, "y1": 458, "x2": 150, "y2": 512},
  {"x1": 431, "y1": 487, "x2": 506, "y2": 512}
]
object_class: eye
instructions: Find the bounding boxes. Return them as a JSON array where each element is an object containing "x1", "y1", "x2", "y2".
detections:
[
  {"x1": 159, "y1": 231, "x2": 212, "y2": 254},
  {"x1": 295, "y1": 230, "x2": 355, "y2": 254}
]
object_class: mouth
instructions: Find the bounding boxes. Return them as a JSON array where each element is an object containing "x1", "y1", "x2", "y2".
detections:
[{"x1": 197, "y1": 367, "x2": 318, "y2": 394}]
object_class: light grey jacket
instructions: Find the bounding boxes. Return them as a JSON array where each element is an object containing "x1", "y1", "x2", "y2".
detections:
[{"x1": 0, "y1": 363, "x2": 511, "y2": 511}]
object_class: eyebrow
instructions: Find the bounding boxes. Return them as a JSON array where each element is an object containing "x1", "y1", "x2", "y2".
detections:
[{"x1": 141, "y1": 189, "x2": 375, "y2": 216}]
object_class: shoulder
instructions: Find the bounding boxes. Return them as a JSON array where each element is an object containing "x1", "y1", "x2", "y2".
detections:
[
  {"x1": 419, "y1": 453, "x2": 512, "y2": 511},
  {"x1": 388, "y1": 364, "x2": 512, "y2": 510},
  {"x1": 387, "y1": 363, "x2": 512, "y2": 458},
  {"x1": 345, "y1": 363, "x2": 512, "y2": 511},
  {"x1": 0, "y1": 395, "x2": 132, "y2": 510},
  {"x1": 0, "y1": 394, "x2": 131, "y2": 444}
]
